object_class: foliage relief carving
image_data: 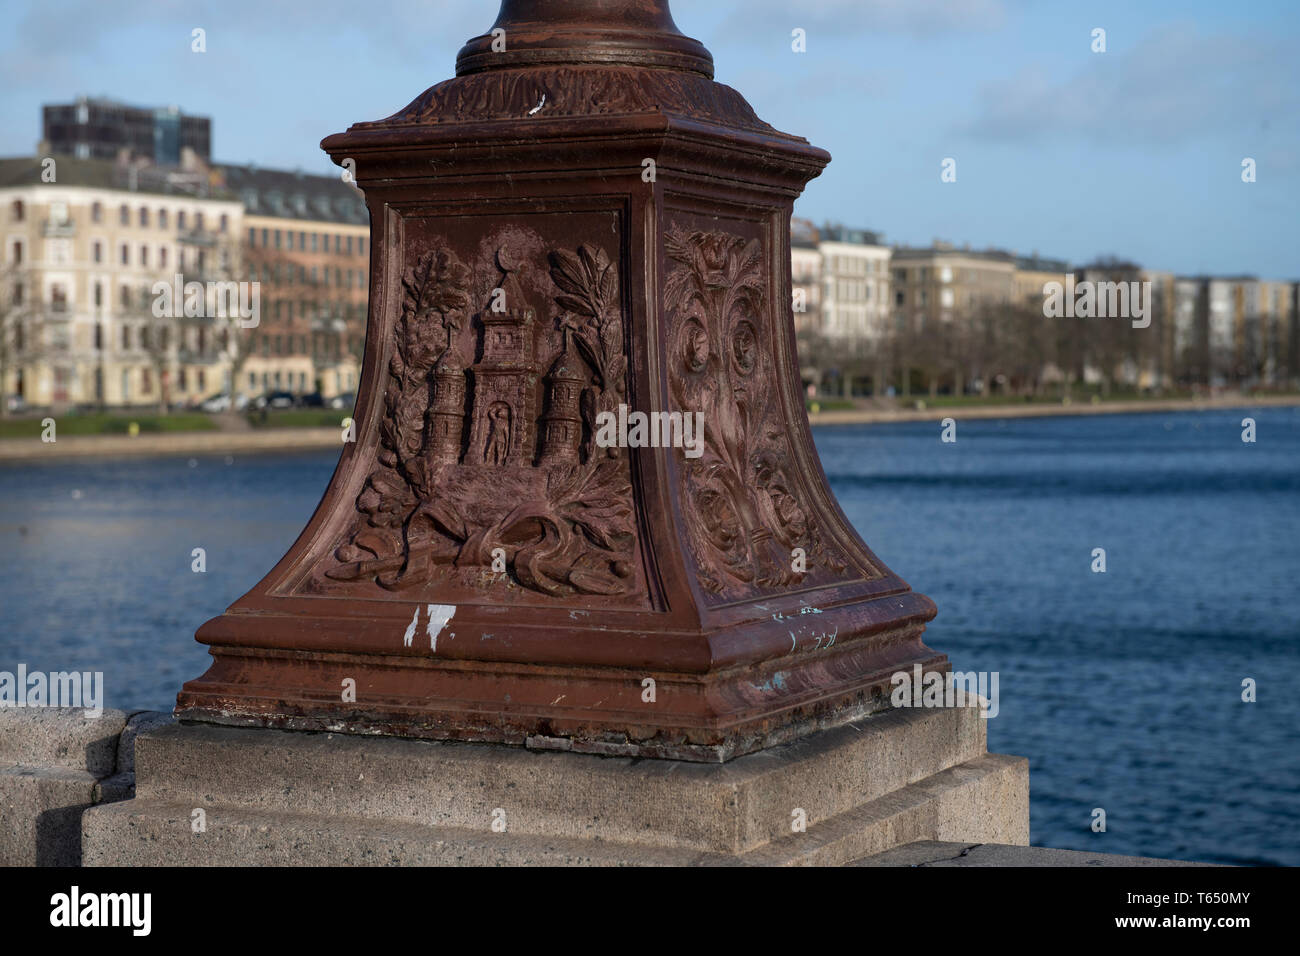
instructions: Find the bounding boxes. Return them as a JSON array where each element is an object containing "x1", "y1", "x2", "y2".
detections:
[{"x1": 664, "y1": 223, "x2": 848, "y2": 597}]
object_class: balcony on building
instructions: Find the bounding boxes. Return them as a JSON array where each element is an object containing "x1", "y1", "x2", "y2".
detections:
[{"x1": 41, "y1": 217, "x2": 76, "y2": 237}]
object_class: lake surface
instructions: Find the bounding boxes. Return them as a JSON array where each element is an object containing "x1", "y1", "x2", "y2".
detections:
[{"x1": 2, "y1": 407, "x2": 1297, "y2": 864}]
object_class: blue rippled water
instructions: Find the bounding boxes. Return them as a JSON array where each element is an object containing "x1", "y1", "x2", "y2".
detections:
[{"x1": 1, "y1": 406, "x2": 1297, "y2": 864}]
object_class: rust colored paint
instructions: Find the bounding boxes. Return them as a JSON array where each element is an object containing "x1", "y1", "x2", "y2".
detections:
[{"x1": 176, "y1": 0, "x2": 948, "y2": 761}]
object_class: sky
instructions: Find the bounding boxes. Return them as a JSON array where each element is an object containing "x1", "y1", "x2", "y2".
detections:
[{"x1": 1, "y1": 0, "x2": 1296, "y2": 277}]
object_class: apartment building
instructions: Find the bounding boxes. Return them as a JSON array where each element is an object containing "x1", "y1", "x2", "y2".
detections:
[
  {"x1": 818, "y1": 224, "x2": 891, "y2": 340},
  {"x1": 223, "y1": 163, "x2": 368, "y2": 400},
  {"x1": 1257, "y1": 279, "x2": 1297, "y2": 383},
  {"x1": 43, "y1": 98, "x2": 211, "y2": 164},
  {"x1": 1011, "y1": 253, "x2": 1071, "y2": 310},
  {"x1": 1172, "y1": 276, "x2": 1298, "y2": 387},
  {"x1": 790, "y1": 217, "x2": 821, "y2": 334},
  {"x1": 892, "y1": 242, "x2": 1015, "y2": 331},
  {"x1": 1, "y1": 155, "x2": 243, "y2": 409}
]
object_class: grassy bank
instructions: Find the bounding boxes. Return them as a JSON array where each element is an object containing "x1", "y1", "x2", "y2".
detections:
[
  {"x1": 0, "y1": 412, "x2": 217, "y2": 439},
  {"x1": 912, "y1": 390, "x2": 1200, "y2": 409},
  {"x1": 811, "y1": 389, "x2": 1298, "y2": 413},
  {"x1": 0, "y1": 407, "x2": 356, "y2": 440},
  {"x1": 247, "y1": 409, "x2": 352, "y2": 428}
]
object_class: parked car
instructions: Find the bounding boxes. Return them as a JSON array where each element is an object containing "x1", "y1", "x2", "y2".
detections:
[
  {"x1": 5, "y1": 394, "x2": 27, "y2": 413},
  {"x1": 199, "y1": 393, "x2": 233, "y2": 413},
  {"x1": 328, "y1": 391, "x2": 355, "y2": 410},
  {"x1": 298, "y1": 392, "x2": 325, "y2": 408},
  {"x1": 253, "y1": 391, "x2": 296, "y2": 410}
]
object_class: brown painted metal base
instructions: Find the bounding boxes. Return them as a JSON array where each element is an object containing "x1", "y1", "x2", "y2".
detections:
[
  {"x1": 177, "y1": 0, "x2": 947, "y2": 761},
  {"x1": 179, "y1": 615, "x2": 945, "y2": 762}
]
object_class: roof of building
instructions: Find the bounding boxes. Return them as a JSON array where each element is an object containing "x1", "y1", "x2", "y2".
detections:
[
  {"x1": 1015, "y1": 254, "x2": 1071, "y2": 272},
  {"x1": 791, "y1": 216, "x2": 820, "y2": 247},
  {"x1": 0, "y1": 155, "x2": 237, "y2": 201},
  {"x1": 1077, "y1": 257, "x2": 1142, "y2": 272},
  {"x1": 892, "y1": 243, "x2": 1014, "y2": 264},
  {"x1": 0, "y1": 155, "x2": 367, "y2": 224},
  {"x1": 217, "y1": 163, "x2": 367, "y2": 225},
  {"x1": 819, "y1": 223, "x2": 882, "y2": 246},
  {"x1": 46, "y1": 97, "x2": 201, "y2": 116}
]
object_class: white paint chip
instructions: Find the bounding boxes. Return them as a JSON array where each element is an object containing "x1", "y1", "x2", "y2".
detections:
[
  {"x1": 402, "y1": 604, "x2": 457, "y2": 651},
  {"x1": 425, "y1": 603, "x2": 456, "y2": 652}
]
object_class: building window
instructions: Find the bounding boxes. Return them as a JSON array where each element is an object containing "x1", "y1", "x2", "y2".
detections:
[
  {"x1": 274, "y1": 230, "x2": 282, "y2": 249},
  {"x1": 120, "y1": 244, "x2": 129, "y2": 266},
  {"x1": 90, "y1": 201, "x2": 102, "y2": 223},
  {"x1": 248, "y1": 227, "x2": 256, "y2": 247},
  {"x1": 142, "y1": 368, "x2": 152, "y2": 394},
  {"x1": 120, "y1": 285, "x2": 130, "y2": 309},
  {"x1": 121, "y1": 325, "x2": 130, "y2": 350},
  {"x1": 334, "y1": 234, "x2": 341, "y2": 253},
  {"x1": 11, "y1": 200, "x2": 24, "y2": 222},
  {"x1": 13, "y1": 282, "x2": 23, "y2": 307},
  {"x1": 219, "y1": 214, "x2": 228, "y2": 233},
  {"x1": 139, "y1": 207, "x2": 149, "y2": 227},
  {"x1": 119, "y1": 204, "x2": 129, "y2": 225},
  {"x1": 346, "y1": 236, "x2": 353, "y2": 255},
  {"x1": 178, "y1": 211, "x2": 187, "y2": 231},
  {"x1": 11, "y1": 240, "x2": 21, "y2": 265},
  {"x1": 298, "y1": 231, "x2": 306, "y2": 249},
  {"x1": 92, "y1": 240, "x2": 102, "y2": 263},
  {"x1": 94, "y1": 322, "x2": 103, "y2": 350},
  {"x1": 310, "y1": 233, "x2": 318, "y2": 252},
  {"x1": 140, "y1": 245, "x2": 149, "y2": 267},
  {"x1": 94, "y1": 282, "x2": 102, "y2": 308},
  {"x1": 159, "y1": 209, "x2": 169, "y2": 229},
  {"x1": 261, "y1": 228, "x2": 269, "y2": 247},
  {"x1": 359, "y1": 238, "x2": 365, "y2": 257},
  {"x1": 160, "y1": 247, "x2": 167, "y2": 269}
]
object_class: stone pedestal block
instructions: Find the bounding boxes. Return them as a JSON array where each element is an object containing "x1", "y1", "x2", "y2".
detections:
[
  {"x1": 0, "y1": 709, "x2": 128, "y2": 866},
  {"x1": 83, "y1": 704, "x2": 1027, "y2": 866}
]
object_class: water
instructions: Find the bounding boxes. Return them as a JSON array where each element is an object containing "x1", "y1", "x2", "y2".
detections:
[
  {"x1": 1, "y1": 407, "x2": 1297, "y2": 864},
  {"x1": 816, "y1": 407, "x2": 1300, "y2": 866}
]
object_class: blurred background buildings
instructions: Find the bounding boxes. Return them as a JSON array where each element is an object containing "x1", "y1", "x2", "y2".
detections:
[{"x1": 1, "y1": 98, "x2": 1296, "y2": 414}]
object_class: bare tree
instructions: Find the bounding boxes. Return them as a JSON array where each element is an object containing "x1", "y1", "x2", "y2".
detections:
[
  {"x1": 0, "y1": 263, "x2": 43, "y2": 417},
  {"x1": 137, "y1": 288, "x2": 177, "y2": 414}
]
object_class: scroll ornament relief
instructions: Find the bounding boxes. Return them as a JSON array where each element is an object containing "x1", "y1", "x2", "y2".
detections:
[
  {"x1": 370, "y1": 66, "x2": 784, "y2": 139},
  {"x1": 318, "y1": 240, "x2": 643, "y2": 600},
  {"x1": 664, "y1": 224, "x2": 848, "y2": 597}
]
